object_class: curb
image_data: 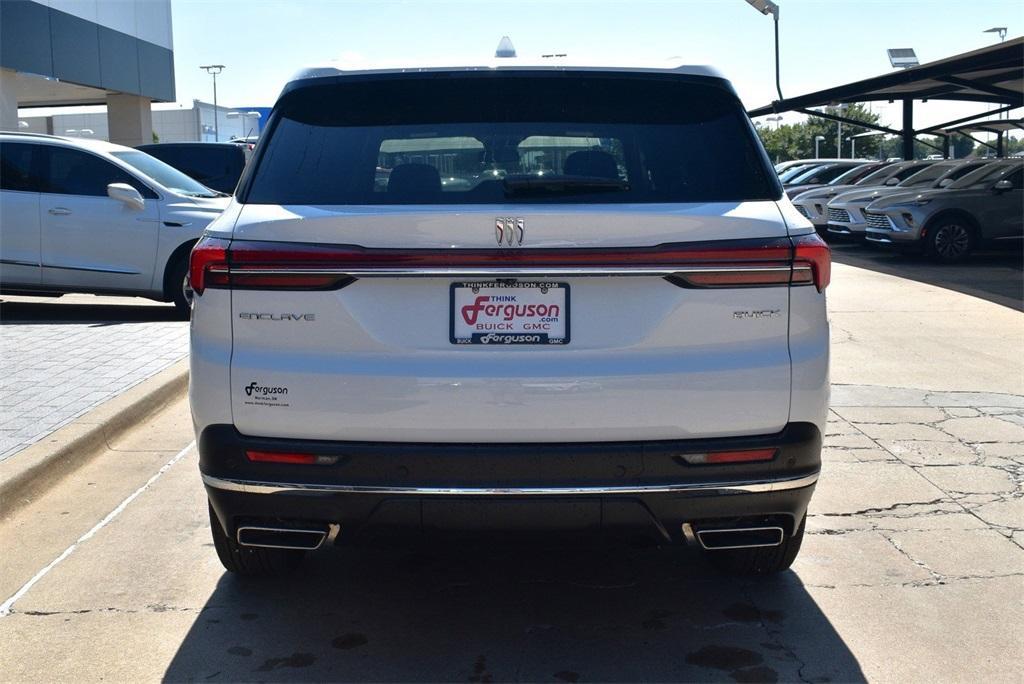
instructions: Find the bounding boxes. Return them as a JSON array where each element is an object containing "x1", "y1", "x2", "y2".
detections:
[{"x1": 0, "y1": 358, "x2": 189, "y2": 516}]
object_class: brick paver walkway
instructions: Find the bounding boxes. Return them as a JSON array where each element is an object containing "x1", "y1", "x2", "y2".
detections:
[{"x1": 0, "y1": 297, "x2": 188, "y2": 462}]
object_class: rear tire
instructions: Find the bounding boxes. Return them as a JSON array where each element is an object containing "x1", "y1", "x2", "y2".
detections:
[
  {"x1": 925, "y1": 219, "x2": 975, "y2": 263},
  {"x1": 705, "y1": 515, "x2": 806, "y2": 576},
  {"x1": 208, "y1": 504, "x2": 305, "y2": 576},
  {"x1": 168, "y1": 254, "x2": 192, "y2": 320}
]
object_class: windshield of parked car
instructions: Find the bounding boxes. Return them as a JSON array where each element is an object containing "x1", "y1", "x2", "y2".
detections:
[
  {"x1": 778, "y1": 164, "x2": 820, "y2": 183},
  {"x1": 111, "y1": 151, "x2": 220, "y2": 197},
  {"x1": 788, "y1": 163, "x2": 859, "y2": 186},
  {"x1": 898, "y1": 161, "x2": 955, "y2": 187},
  {"x1": 854, "y1": 163, "x2": 905, "y2": 185},
  {"x1": 932, "y1": 161, "x2": 989, "y2": 187},
  {"x1": 828, "y1": 163, "x2": 877, "y2": 186},
  {"x1": 245, "y1": 74, "x2": 779, "y2": 204},
  {"x1": 948, "y1": 162, "x2": 1020, "y2": 189}
]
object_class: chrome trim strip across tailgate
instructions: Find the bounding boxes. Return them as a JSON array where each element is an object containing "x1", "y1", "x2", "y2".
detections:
[
  {"x1": 201, "y1": 471, "x2": 819, "y2": 496},
  {"x1": 209, "y1": 265, "x2": 798, "y2": 278}
]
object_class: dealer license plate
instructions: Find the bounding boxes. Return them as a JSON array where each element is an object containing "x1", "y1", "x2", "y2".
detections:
[{"x1": 450, "y1": 281, "x2": 570, "y2": 345}]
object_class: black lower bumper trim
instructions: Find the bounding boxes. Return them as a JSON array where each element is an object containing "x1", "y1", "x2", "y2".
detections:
[{"x1": 200, "y1": 423, "x2": 821, "y2": 543}]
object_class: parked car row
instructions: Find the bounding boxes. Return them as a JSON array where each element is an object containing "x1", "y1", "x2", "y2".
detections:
[
  {"x1": 0, "y1": 132, "x2": 231, "y2": 316},
  {"x1": 782, "y1": 157, "x2": 1023, "y2": 262},
  {"x1": 862, "y1": 160, "x2": 1023, "y2": 261}
]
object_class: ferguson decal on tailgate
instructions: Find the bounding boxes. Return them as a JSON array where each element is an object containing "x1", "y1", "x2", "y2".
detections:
[
  {"x1": 450, "y1": 282, "x2": 570, "y2": 345},
  {"x1": 243, "y1": 382, "x2": 291, "y2": 408}
]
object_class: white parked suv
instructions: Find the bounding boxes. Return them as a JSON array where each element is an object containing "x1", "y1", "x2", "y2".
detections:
[
  {"x1": 0, "y1": 132, "x2": 229, "y2": 315},
  {"x1": 190, "y1": 61, "x2": 831, "y2": 576}
]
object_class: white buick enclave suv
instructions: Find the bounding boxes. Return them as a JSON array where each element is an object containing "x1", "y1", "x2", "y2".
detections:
[{"x1": 189, "y1": 62, "x2": 830, "y2": 576}]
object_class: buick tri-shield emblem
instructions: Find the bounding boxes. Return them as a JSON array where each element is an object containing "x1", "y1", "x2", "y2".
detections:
[{"x1": 495, "y1": 217, "x2": 525, "y2": 246}]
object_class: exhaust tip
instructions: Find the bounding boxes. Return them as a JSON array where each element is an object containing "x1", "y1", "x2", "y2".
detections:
[
  {"x1": 237, "y1": 526, "x2": 327, "y2": 551},
  {"x1": 695, "y1": 526, "x2": 784, "y2": 551}
]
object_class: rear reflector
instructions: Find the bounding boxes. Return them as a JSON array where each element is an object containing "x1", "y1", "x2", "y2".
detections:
[
  {"x1": 245, "y1": 450, "x2": 338, "y2": 465},
  {"x1": 680, "y1": 448, "x2": 777, "y2": 465}
]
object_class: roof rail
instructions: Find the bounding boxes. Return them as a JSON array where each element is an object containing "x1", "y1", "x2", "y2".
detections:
[{"x1": 0, "y1": 130, "x2": 73, "y2": 141}]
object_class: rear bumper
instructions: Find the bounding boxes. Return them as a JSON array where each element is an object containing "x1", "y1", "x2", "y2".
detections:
[{"x1": 201, "y1": 422, "x2": 821, "y2": 543}]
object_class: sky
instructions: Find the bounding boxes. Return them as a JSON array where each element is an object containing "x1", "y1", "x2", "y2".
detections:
[{"x1": 170, "y1": 0, "x2": 1020, "y2": 134}]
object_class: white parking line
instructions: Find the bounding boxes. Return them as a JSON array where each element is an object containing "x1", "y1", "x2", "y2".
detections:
[{"x1": 0, "y1": 440, "x2": 196, "y2": 617}]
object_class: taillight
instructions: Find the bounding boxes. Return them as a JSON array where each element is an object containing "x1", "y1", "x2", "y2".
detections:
[
  {"x1": 189, "y1": 236, "x2": 230, "y2": 295},
  {"x1": 245, "y1": 450, "x2": 338, "y2": 465},
  {"x1": 679, "y1": 448, "x2": 777, "y2": 465},
  {"x1": 194, "y1": 235, "x2": 831, "y2": 292},
  {"x1": 224, "y1": 242, "x2": 357, "y2": 291},
  {"x1": 791, "y1": 232, "x2": 831, "y2": 291}
]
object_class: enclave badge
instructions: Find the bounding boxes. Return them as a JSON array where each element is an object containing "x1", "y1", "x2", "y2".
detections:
[{"x1": 238, "y1": 312, "x2": 315, "y2": 321}]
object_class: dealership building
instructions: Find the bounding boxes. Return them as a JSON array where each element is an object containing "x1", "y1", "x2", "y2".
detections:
[
  {"x1": 17, "y1": 99, "x2": 262, "y2": 143},
  {"x1": 0, "y1": 0, "x2": 175, "y2": 146}
]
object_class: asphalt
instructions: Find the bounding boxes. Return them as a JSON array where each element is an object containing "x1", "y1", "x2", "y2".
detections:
[{"x1": 0, "y1": 257, "x2": 1021, "y2": 682}]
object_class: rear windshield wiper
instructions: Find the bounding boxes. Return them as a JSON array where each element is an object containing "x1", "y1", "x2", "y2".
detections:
[{"x1": 503, "y1": 176, "x2": 630, "y2": 196}]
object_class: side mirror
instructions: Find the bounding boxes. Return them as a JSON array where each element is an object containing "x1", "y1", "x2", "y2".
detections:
[
  {"x1": 938, "y1": 178, "x2": 953, "y2": 188},
  {"x1": 885, "y1": 177, "x2": 899, "y2": 186},
  {"x1": 993, "y1": 179, "x2": 1013, "y2": 192},
  {"x1": 107, "y1": 183, "x2": 145, "y2": 210}
]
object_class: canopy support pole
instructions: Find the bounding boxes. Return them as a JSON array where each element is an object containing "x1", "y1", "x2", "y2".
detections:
[{"x1": 902, "y1": 99, "x2": 914, "y2": 160}]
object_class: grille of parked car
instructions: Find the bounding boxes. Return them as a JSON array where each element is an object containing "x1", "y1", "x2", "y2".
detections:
[
  {"x1": 828, "y1": 207, "x2": 851, "y2": 223},
  {"x1": 864, "y1": 212, "x2": 893, "y2": 230},
  {"x1": 794, "y1": 204, "x2": 811, "y2": 219}
]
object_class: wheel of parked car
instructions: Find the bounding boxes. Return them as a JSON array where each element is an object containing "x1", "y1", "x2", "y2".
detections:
[
  {"x1": 169, "y1": 254, "x2": 192, "y2": 319},
  {"x1": 705, "y1": 515, "x2": 806, "y2": 575},
  {"x1": 926, "y1": 218, "x2": 976, "y2": 263},
  {"x1": 208, "y1": 504, "x2": 305, "y2": 576}
]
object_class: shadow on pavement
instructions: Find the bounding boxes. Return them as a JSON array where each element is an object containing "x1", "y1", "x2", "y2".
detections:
[
  {"x1": 830, "y1": 241, "x2": 1023, "y2": 311},
  {"x1": 164, "y1": 540, "x2": 864, "y2": 682},
  {"x1": 0, "y1": 298, "x2": 181, "y2": 324}
]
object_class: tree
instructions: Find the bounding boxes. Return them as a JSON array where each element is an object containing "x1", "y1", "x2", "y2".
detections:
[
  {"x1": 950, "y1": 134, "x2": 976, "y2": 158},
  {"x1": 806, "y1": 104, "x2": 884, "y2": 159},
  {"x1": 755, "y1": 103, "x2": 884, "y2": 162}
]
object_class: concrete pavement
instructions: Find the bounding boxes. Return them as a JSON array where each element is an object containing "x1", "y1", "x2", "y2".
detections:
[{"x1": 0, "y1": 262, "x2": 1021, "y2": 682}]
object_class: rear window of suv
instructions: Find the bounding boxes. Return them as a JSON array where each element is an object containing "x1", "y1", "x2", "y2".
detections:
[{"x1": 244, "y1": 73, "x2": 779, "y2": 205}]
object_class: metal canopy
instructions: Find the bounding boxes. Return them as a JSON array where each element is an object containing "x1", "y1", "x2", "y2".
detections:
[
  {"x1": 749, "y1": 38, "x2": 1023, "y2": 116},
  {"x1": 748, "y1": 38, "x2": 1023, "y2": 159},
  {"x1": 935, "y1": 118, "x2": 1024, "y2": 157},
  {"x1": 938, "y1": 118, "x2": 1024, "y2": 135}
]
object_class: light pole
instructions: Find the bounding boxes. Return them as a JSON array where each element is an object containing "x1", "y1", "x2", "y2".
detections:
[
  {"x1": 199, "y1": 64, "x2": 225, "y2": 141},
  {"x1": 767, "y1": 115, "x2": 783, "y2": 129},
  {"x1": 983, "y1": 27, "x2": 1007, "y2": 42},
  {"x1": 745, "y1": 0, "x2": 783, "y2": 101},
  {"x1": 832, "y1": 103, "x2": 849, "y2": 158},
  {"x1": 814, "y1": 135, "x2": 825, "y2": 158},
  {"x1": 983, "y1": 28, "x2": 1008, "y2": 119}
]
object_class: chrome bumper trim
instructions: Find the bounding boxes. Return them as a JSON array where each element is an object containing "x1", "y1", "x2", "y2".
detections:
[{"x1": 201, "y1": 471, "x2": 820, "y2": 497}]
